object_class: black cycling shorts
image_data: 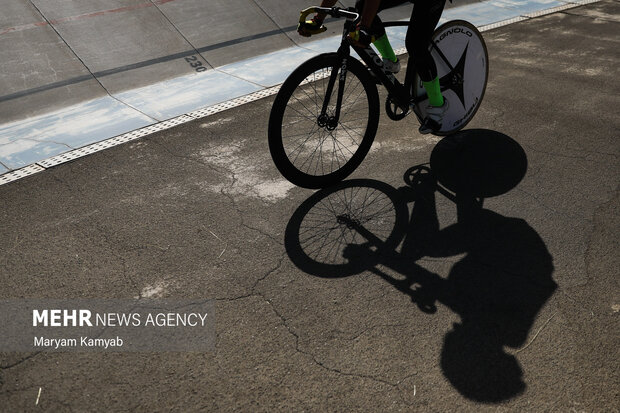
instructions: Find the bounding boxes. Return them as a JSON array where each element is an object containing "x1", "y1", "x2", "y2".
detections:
[{"x1": 354, "y1": 0, "x2": 446, "y2": 81}]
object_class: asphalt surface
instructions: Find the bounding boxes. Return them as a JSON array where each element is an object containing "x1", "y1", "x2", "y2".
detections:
[{"x1": 1, "y1": 1, "x2": 619, "y2": 411}]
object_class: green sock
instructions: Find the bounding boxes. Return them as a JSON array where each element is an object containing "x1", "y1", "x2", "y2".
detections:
[
  {"x1": 423, "y1": 77, "x2": 444, "y2": 107},
  {"x1": 373, "y1": 34, "x2": 397, "y2": 62}
]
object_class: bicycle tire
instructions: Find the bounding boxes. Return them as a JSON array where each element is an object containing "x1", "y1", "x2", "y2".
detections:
[
  {"x1": 413, "y1": 20, "x2": 489, "y2": 136},
  {"x1": 268, "y1": 53, "x2": 380, "y2": 189},
  {"x1": 285, "y1": 179, "x2": 409, "y2": 278}
]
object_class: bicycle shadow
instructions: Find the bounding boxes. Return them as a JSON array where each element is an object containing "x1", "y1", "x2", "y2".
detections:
[{"x1": 284, "y1": 129, "x2": 557, "y2": 403}]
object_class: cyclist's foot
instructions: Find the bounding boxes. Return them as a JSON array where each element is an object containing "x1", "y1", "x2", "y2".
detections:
[
  {"x1": 383, "y1": 57, "x2": 400, "y2": 74},
  {"x1": 419, "y1": 99, "x2": 449, "y2": 135}
]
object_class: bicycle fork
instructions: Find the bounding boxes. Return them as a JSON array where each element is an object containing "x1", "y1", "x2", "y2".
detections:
[
  {"x1": 318, "y1": 26, "x2": 355, "y2": 131},
  {"x1": 318, "y1": 47, "x2": 350, "y2": 131}
]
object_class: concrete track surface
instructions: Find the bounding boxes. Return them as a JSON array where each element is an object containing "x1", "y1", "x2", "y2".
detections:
[
  {"x1": 0, "y1": 0, "x2": 619, "y2": 411},
  {"x1": 0, "y1": 0, "x2": 596, "y2": 174}
]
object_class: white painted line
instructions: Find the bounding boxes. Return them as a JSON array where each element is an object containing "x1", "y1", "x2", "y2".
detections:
[
  {"x1": 0, "y1": 164, "x2": 46, "y2": 186},
  {"x1": 0, "y1": 96, "x2": 153, "y2": 170},
  {"x1": 478, "y1": 16, "x2": 530, "y2": 32},
  {"x1": 36, "y1": 115, "x2": 195, "y2": 168},
  {"x1": 187, "y1": 86, "x2": 281, "y2": 120},
  {"x1": 521, "y1": 2, "x2": 588, "y2": 17}
]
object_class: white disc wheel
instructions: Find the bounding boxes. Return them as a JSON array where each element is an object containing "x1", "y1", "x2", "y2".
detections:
[{"x1": 413, "y1": 20, "x2": 489, "y2": 135}]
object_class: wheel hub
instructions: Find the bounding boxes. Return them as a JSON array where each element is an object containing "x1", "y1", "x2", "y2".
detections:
[
  {"x1": 337, "y1": 213, "x2": 360, "y2": 229},
  {"x1": 317, "y1": 114, "x2": 338, "y2": 131}
]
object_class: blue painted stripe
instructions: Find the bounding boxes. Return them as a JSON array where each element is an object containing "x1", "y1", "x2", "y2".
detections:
[
  {"x1": 0, "y1": 97, "x2": 153, "y2": 169},
  {"x1": 115, "y1": 70, "x2": 263, "y2": 121}
]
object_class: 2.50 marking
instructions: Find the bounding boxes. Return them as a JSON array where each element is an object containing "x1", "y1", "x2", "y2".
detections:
[{"x1": 185, "y1": 55, "x2": 207, "y2": 72}]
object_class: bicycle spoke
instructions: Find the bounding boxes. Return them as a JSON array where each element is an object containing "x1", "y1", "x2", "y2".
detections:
[
  {"x1": 301, "y1": 76, "x2": 323, "y2": 115},
  {"x1": 288, "y1": 92, "x2": 321, "y2": 121},
  {"x1": 337, "y1": 123, "x2": 363, "y2": 147},
  {"x1": 329, "y1": 130, "x2": 357, "y2": 162},
  {"x1": 289, "y1": 126, "x2": 323, "y2": 167},
  {"x1": 297, "y1": 129, "x2": 329, "y2": 174},
  {"x1": 286, "y1": 126, "x2": 321, "y2": 163}
]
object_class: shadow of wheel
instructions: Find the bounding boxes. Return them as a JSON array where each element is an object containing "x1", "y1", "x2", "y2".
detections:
[{"x1": 285, "y1": 179, "x2": 409, "y2": 278}]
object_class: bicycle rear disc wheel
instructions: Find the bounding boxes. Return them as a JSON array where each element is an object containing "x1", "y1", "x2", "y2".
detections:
[
  {"x1": 413, "y1": 20, "x2": 489, "y2": 136},
  {"x1": 268, "y1": 53, "x2": 380, "y2": 189}
]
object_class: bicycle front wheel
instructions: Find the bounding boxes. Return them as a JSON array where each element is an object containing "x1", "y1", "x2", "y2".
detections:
[{"x1": 268, "y1": 53, "x2": 380, "y2": 189}]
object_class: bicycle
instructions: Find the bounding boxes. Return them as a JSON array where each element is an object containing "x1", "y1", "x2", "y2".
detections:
[{"x1": 268, "y1": 6, "x2": 488, "y2": 189}]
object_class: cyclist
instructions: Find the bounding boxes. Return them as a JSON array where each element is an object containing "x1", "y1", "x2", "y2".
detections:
[{"x1": 298, "y1": 0, "x2": 448, "y2": 134}]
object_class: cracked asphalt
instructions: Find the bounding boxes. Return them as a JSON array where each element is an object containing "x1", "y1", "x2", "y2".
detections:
[{"x1": 1, "y1": 1, "x2": 618, "y2": 411}]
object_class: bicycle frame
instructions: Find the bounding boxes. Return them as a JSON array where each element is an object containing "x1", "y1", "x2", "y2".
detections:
[
  {"x1": 315, "y1": 7, "x2": 459, "y2": 122},
  {"x1": 317, "y1": 14, "x2": 413, "y2": 125},
  {"x1": 349, "y1": 23, "x2": 413, "y2": 112},
  {"x1": 381, "y1": 21, "x2": 460, "y2": 101}
]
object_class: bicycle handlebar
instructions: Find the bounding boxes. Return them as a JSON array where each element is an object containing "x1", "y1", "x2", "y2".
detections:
[{"x1": 298, "y1": 6, "x2": 360, "y2": 24}]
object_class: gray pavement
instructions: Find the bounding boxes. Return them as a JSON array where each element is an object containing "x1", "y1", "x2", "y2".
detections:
[{"x1": 1, "y1": 1, "x2": 619, "y2": 411}]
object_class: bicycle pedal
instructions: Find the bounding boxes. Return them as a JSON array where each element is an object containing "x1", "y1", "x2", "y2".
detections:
[{"x1": 419, "y1": 117, "x2": 441, "y2": 135}]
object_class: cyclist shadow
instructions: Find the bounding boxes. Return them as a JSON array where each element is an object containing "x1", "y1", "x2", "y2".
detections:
[{"x1": 285, "y1": 129, "x2": 557, "y2": 403}]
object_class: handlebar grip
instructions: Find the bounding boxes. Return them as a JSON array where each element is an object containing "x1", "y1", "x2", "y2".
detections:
[
  {"x1": 299, "y1": 7, "x2": 318, "y2": 24},
  {"x1": 299, "y1": 6, "x2": 360, "y2": 23}
]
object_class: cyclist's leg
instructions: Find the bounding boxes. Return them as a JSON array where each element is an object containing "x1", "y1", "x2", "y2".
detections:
[
  {"x1": 407, "y1": 0, "x2": 447, "y2": 132},
  {"x1": 355, "y1": 0, "x2": 410, "y2": 67},
  {"x1": 407, "y1": 0, "x2": 446, "y2": 97}
]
